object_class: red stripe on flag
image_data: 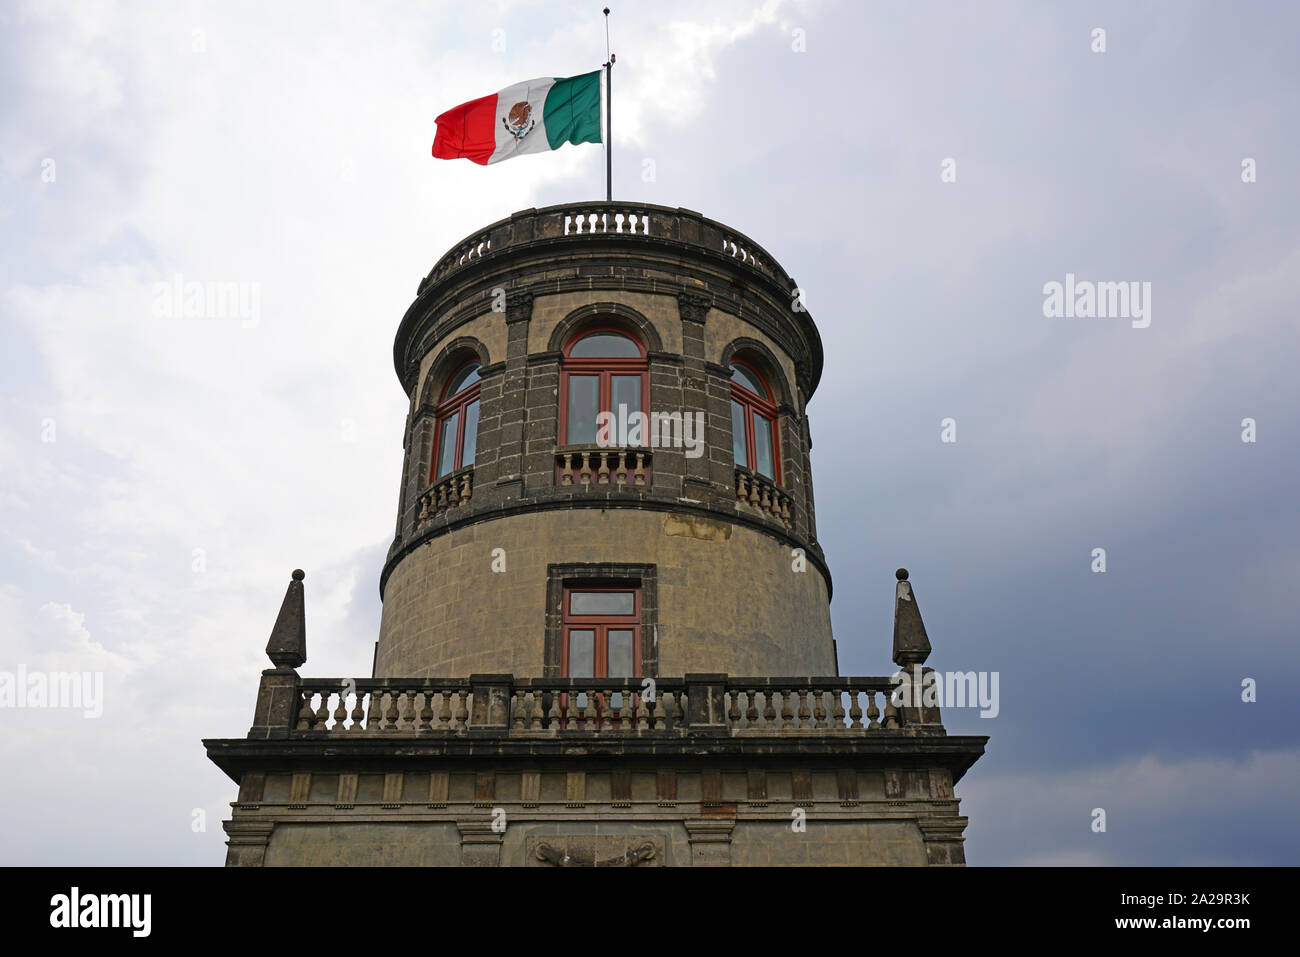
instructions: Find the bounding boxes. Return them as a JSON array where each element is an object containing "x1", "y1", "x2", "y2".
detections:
[{"x1": 432, "y1": 93, "x2": 498, "y2": 164}]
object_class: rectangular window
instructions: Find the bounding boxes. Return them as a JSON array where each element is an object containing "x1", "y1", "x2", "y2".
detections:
[
  {"x1": 753, "y1": 412, "x2": 774, "y2": 479},
  {"x1": 436, "y1": 411, "x2": 459, "y2": 478},
  {"x1": 566, "y1": 629, "x2": 595, "y2": 678},
  {"x1": 461, "y1": 398, "x2": 480, "y2": 467},
  {"x1": 731, "y1": 400, "x2": 748, "y2": 468},
  {"x1": 561, "y1": 586, "x2": 640, "y2": 678},
  {"x1": 566, "y1": 375, "x2": 599, "y2": 444},
  {"x1": 611, "y1": 374, "x2": 642, "y2": 416}
]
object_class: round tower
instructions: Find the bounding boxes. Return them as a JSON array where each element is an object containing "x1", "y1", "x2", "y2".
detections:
[{"x1": 377, "y1": 203, "x2": 832, "y2": 679}]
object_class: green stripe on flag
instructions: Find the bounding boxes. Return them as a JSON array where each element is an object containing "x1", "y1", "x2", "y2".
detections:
[{"x1": 543, "y1": 71, "x2": 602, "y2": 150}]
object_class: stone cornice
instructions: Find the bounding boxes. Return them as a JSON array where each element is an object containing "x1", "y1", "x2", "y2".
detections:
[{"x1": 203, "y1": 734, "x2": 990, "y2": 785}]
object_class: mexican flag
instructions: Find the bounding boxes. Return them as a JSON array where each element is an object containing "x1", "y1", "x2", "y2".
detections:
[{"x1": 432, "y1": 71, "x2": 602, "y2": 165}]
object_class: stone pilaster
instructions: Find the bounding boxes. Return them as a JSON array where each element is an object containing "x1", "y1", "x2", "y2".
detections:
[
  {"x1": 222, "y1": 820, "x2": 274, "y2": 867},
  {"x1": 684, "y1": 818, "x2": 734, "y2": 866},
  {"x1": 457, "y1": 820, "x2": 504, "y2": 867}
]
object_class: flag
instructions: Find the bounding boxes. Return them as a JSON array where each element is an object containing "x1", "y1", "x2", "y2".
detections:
[{"x1": 432, "y1": 72, "x2": 602, "y2": 165}]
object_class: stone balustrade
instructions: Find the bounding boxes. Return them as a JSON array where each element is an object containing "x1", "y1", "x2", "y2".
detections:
[
  {"x1": 285, "y1": 675, "x2": 905, "y2": 737},
  {"x1": 556, "y1": 447, "x2": 651, "y2": 487},
  {"x1": 416, "y1": 466, "x2": 473, "y2": 524},
  {"x1": 419, "y1": 202, "x2": 791, "y2": 292},
  {"x1": 734, "y1": 466, "x2": 792, "y2": 522}
]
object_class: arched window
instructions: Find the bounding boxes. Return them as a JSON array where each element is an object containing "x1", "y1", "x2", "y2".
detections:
[
  {"x1": 431, "y1": 360, "x2": 481, "y2": 479},
  {"x1": 730, "y1": 358, "x2": 779, "y2": 482},
  {"x1": 560, "y1": 328, "x2": 647, "y2": 445}
]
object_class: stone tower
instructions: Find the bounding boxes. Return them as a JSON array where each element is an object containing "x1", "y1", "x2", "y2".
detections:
[{"x1": 205, "y1": 203, "x2": 987, "y2": 867}]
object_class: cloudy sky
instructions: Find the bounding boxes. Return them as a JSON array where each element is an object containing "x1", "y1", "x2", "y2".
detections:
[{"x1": 2, "y1": 0, "x2": 1296, "y2": 866}]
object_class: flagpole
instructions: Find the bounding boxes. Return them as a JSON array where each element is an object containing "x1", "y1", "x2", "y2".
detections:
[{"x1": 604, "y1": 7, "x2": 613, "y2": 202}]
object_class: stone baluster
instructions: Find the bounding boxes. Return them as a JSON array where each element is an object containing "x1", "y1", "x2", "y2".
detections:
[
  {"x1": 561, "y1": 454, "x2": 575, "y2": 486},
  {"x1": 547, "y1": 691, "x2": 562, "y2": 730},
  {"x1": 597, "y1": 452, "x2": 611, "y2": 484},
  {"x1": 418, "y1": 692, "x2": 434, "y2": 731},
  {"x1": 865, "y1": 690, "x2": 880, "y2": 730},
  {"x1": 384, "y1": 689, "x2": 400, "y2": 730},
  {"x1": 528, "y1": 692, "x2": 545, "y2": 732},
  {"x1": 350, "y1": 691, "x2": 365, "y2": 733},
  {"x1": 296, "y1": 691, "x2": 317, "y2": 731},
  {"x1": 332, "y1": 691, "x2": 349, "y2": 733},
  {"x1": 831, "y1": 689, "x2": 846, "y2": 731},
  {"x1": 511, "y1": 692, "x2": 526, "y2": 731},
  {"x1": 797, "y1": 690, "x2": 811, "y2": 728},
  {"x1": 727, "y1": 690, "x2": 742, "y2": 729},
  {"x1": 366, "y1": 690, "x2": 385, "y2": 732},
  {"x1": 634, "y1": 452, "x2": 646, "y2": 486},
  {"x1": 314, "y1": 690, "x2": 332, "y2": 729},
  {"x1": 848, "y1": 689, "x2": 863, "y2": 730},
  {"x1": 762, "y1": 691, "x2": 777, "y2": 729},
  {"x1": 882, "y1": 694, "x2": 900, "y2": 729},
  {"x1": 780, "y1": 690, "x2": 794, "y2": 730},
  {"x1": 453, "y1": 691, "x2": 469, "y2": 731}
]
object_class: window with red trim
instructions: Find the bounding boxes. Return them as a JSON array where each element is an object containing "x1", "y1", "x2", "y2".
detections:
[
  {"x1": 431, "y1": 361, "x2": 481, "y2": 480},
  {"x1": 729, "y1": 358, "x2": 780, "y2": 482},
  {"x1": 561, "y1": 585, "x2": 641, "y2": 679},
  {"x1": 559, "y1": 328, "x2": 648, "y2": 445}
]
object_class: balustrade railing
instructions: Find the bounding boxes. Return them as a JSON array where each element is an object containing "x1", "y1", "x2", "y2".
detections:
[
  {"x1": 287, "y1": 676, "x2": 903, "y2": 737},
  {"x1": 556, "y1": 447, "x2": 651, "y2": 487},
  {"x1": 734, "y1": 466, "x2": 791, "y2": 522},
  {"x1": 416, "y1": 466, "x2": 474, "y2": 524},
  {"x1": 419, "y1": 203, "x2": 792, "y2": 292}
]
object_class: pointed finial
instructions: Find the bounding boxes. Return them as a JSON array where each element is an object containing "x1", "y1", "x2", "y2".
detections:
[
  {"x1": 892, "y1": 566, "x2": 931, "y2": 667},
  {"x1": 265, "y1": 569, "x2": 307, "y2": 670}
]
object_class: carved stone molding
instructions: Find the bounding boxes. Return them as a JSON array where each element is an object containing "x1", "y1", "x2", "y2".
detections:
[
  {"x1": 677, "y1": 290, "x2": 712, "y2": 325},
  {"x1": 504, "y1": 288, "x2": 534, "y2": 324},
  {"x1": 529, "y1": 836, "x2": 663, "y2": 867}
]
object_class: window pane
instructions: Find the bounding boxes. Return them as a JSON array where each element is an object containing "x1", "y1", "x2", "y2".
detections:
[
  {"x1": 567, "y1": 629, "x2": 595, "y2": 678},
  {"x1": 566, "y1": 375, "x2": 598, "y2": 444},
  {"x1": 570, "y1": 331, "x2": 640, "y2": 358},
  {"x1": 461, "y1": 399, "x2": 479, "y2": 467},
  {"x1": 753, "y1": 412, "x2": 774, "y2": 479},
  {"x1": 611, "y1": 374, "x2": 641, "y2": 416},
  {"x1": 436, "y1": 412, "x2": 459, "y2": 478},
  {"x1": 607, "y1": 629, "x2": 634, "y2": 678},
  {"x1": 445, "y1": 363, "x2": 481, "y2": 397},
  {"x1": 731, "y1": 400, "x2": 748, "y2": 467},
  {"x1": 570, "y1": 591, "x2": 635, "y2": 616},
  {"x1": 730, "y1": 363, "x2": 766, "y2": 397}
]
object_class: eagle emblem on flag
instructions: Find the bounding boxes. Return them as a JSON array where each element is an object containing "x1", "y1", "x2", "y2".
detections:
[{"x1": 502, "y1": 101, "x2": 535, "y2": 140}]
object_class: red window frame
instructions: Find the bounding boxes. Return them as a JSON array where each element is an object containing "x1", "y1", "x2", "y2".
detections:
[
  {"x1": 559, "y1": 327, "x2": 649, "y2": 446},
  {"x1": 430, "y1": 359, "x2": 481, "y2": 480},
  {"x1": 730, "y1": 357, "x2": 781, "y2": 484},
  {"x1": 560, "y1": 584, "x2": 642, "y2": 678}
]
